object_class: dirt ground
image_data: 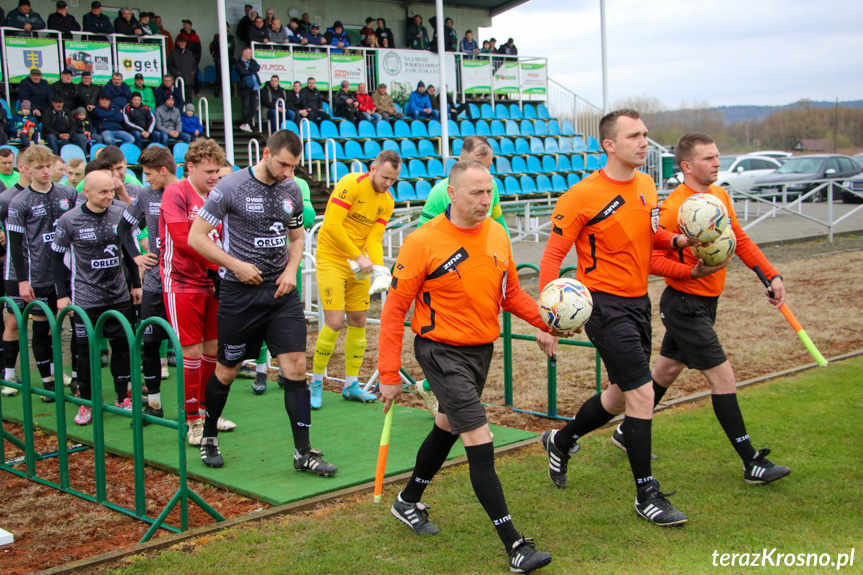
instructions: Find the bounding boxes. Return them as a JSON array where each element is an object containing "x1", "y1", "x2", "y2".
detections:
[{"x1": 2, "y1": 236, "x2": 862, "y2": 573}]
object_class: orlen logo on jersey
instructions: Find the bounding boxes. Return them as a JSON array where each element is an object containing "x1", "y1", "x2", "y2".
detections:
[
  {"x1": 254, "y1": 236, "x2": 286, "y2": 248},
  {"x1": 42, "y1": 232, "x2": 55, "y2": 243},
  {"x1": 91, "y1": 244, "x2": 120, "y2": 268}
]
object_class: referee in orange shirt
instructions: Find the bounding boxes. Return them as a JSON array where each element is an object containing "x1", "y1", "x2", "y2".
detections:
[
  {"x1": 378, "y1": 160, "x2": 562, "y2": 573},
  {"x1": 536, "y1": 109, "x2": 706, "y2": 526},
  {"x1": 610, "y1": 132, "x2": 791, "y2": 485}
]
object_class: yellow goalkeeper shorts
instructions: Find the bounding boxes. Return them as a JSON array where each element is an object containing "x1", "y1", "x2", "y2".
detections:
[{"x1": 316, "y1": 257, "x2": 370, "y2": 312}]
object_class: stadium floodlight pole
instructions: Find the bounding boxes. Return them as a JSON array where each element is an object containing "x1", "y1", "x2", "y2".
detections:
[
  {"x1": 753, "y1": 266, "x2": 828, "y2": 368},
  {"x1": 435, "y1": 0, "x2": 449, "y2": 156},
  {"x1": 217, "y1": 0, "x2": 235, "y2": 164},
  {"x1": 600, "y1": 0, "x2": 608, "y2": 113},
  {"x1": 373, "y1": 406, "x2": 395, "y2": 503}
]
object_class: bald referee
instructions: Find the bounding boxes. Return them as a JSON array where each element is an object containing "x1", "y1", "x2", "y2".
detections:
[{"x1": 379, "y1": 160, "x2": 563, "y2": 573}]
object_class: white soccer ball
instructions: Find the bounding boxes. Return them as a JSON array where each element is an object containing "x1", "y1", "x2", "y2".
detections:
[
  {"x1": 693, "y1": 225, "x2": 736, "y2": 265},
  {"x1": 678, "y1": 193, "x2": 729, "y2": 243},
  {"x1": 539, "y1": 278, "x2": 593, "y2": 331}
]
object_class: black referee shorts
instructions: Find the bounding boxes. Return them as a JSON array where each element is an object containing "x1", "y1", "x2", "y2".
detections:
[
  {"x1": 28, "y1": 285, "x2": 58, "y2": 317},
  {"x1": 583, "y1": 291, "x2": 653, "y2": 392},
  {"x1": 414, "y1": 336, "x2": 494, "y2": 435},
  {"x1": 73, "y1": 301, "x2": 136, "y2": 342},
  {"x1": 3, "y1": 279, "x2": 24, "y2": 312},
  {"x1": 658, "y1": 286, "x2": 727, "y2": 371},
  {"x1": 216, "y1": 281, "x2": 306, "y2": 367},
  {"x1": 140, "y1": 289, "x2": 169, "y2": 342}
]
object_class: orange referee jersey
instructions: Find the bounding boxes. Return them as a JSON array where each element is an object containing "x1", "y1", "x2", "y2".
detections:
[
  {"x1": 377, "y1": 214, "x2": 547, "y2": 386},
  {"x1": 650, "y1": 183, "x2": 778, "y2": 297},
  {"x1": 539, "y1": 169, "x2": 676, "y2": 297}
]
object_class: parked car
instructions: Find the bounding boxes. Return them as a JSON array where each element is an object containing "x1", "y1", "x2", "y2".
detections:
[
  {"x1": 716, "y1": 155, "x2": 781, "y2": 192},
  {"x1": 751, "y1": 154, "x2": 862, "y2": 201},
  {"x1": 744, "y1": 150, "x2": 792, "y2": 162},
  {"x1": 841, "y1": 172, "x2": 863, "y2": 204}
]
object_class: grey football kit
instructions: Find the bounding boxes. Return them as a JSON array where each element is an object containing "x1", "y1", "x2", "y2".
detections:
[{"x1": 0, "y1": 184, "x2": 27, "y2": 307}]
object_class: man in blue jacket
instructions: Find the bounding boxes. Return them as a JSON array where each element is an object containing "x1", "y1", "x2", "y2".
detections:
[
  {"x1": 5, "y1": 0, "x2": 45, "y2": 35},
  {"x1": 81, "y1": 1, "x2": 113, "y2": 40},
  {"x1": 91, "y1": 93, "x2": 135, "y2": 146},
  {"x1": 325, "y1": 21, "x2": 350, "y2": 54},
  {"x1": 405, "y1": 81, "x2": 439, "y2": 120},
  {"x1": 102, "y1": 73, "x2": 132, "y2": 109},
  {"x1": 154, "y1": 75, "x2": 185, "y2": 109},
  {"x1": 17, "y1": 68, "x2": 53, "y2": 118}
]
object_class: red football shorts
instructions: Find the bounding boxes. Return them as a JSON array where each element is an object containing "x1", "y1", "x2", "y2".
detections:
[{"x1": 164, "y1": 291, "x2": 218, "y2": 346}]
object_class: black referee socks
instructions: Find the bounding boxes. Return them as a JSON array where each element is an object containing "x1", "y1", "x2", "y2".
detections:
[
  {"x1": 203, "y1": 373, "x2": 231, "y2": 437},
  {"x1": 621, "y1": 415, "x2": 653, "y2": 490},
  {"x1": 712, "y1": 393, "x2": 757, "y2": 466},
  {"x1": 281, "y1": 376, "x2": 311, "y2": 455},
  {"x1": 401, "y1": 424, "x2": 459, "y2": 503},
  {"x1": 466, "y1": 442, "x2": 520, "y2": 553},
  {"x1": 554, "y1": 392, "x2": 615, "y2": 453},
  {"x1": 653, "y1": 380, "x2": 668, "y2": 406},
  {"x1": 31, "y1": 321, "x2": 53, "y2": 381}
]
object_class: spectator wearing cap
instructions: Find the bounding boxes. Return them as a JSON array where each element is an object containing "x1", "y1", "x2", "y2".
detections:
[
  {"x1": 325, "y1": 21, "x2": 350, "y2": 54},
  {"x1": 17, "y1": 68, "x2": 52, "y2": 118},
  {"x1": 181, "y1": 104, "x2": 204, "y2": 141},
  {"x1": 167, "y1": 36, "x2": 197, "y2": 104},
  {"x1": 154, "y1": 74, "x2": 184, "y2": 109},
  {"x1": 286, "y1": 19, "x2": 307, "y2": 46},
  {"x1": 498, "y1": 38, "x2": 517, "y2": 56},
  {"x1": 11, "y1": 101, "x2": 39, "y2": 148},
  {"x1": 47, "y1": 1, "x2": 80, "y2": 39},
  {"x1": 236, "y1": 4, "x2": 253, "y2": 45},
  {"x1": 261, "y1": 75, "x2": 289, "y2": 132},
  {"x1": 91, "y1": 93, "x2": 136, "y2": 146},
  {"x1": 154, "y1": 15, "x2": 173, "y2": 53},
  {"x1": 356, "y1": 83, "x2": 382, "y2": 126},
  {"x1": 176, "y1": 20, "x2": 203, "y2": 66},
  {"x1": 304, "y1": 23, "x2": 327, "y2": 52},
  {"x1": 234, "y1": 46, "x2": 260, "y2": 132},
  {"x1": 82, "y1": 1, "x2": 114, "y2": 40},
  {"x1": 407, "y1": 15, "x2": 429, "y2": 50},
  {"x1": 5, "y1": 0, "x2": 46, "y2": 35},
  {"x1": 360, "y1": 17, "x2": 375, "y2": 46},
  {"x1": 460, "y1": 30, "x2": 479, "y2": 58},
  {"x1": 102, "y1": 72, "x2": 132, "y2": 109},
  {"x1": 268, "y1": 18, "x2": 288, "y2": 44},
  {"x1": 154, "y1": 94, "x2": 189, "y2": 143},
  {"x1": 372, "y1": 83, "x2": 403, "y2": 122},
  {"x1": 114, "y1": 7, "x2": 145, "y2": 36},
  {"x1": 52, "y1": 68, "x2": 78, "y2": 111},
  {"x1": 75, "y1": 72, "x2": 100, "y2": 111},
  {"x1": 42, "y1": 94, "x2": 88, "y2": 154},
  {"x1": 132, "y1": 73, "x2": 156, "y2": 110},
  {"x1": 248, "y1": 15, "x2": 269, "y2": 44},
  {"x1": 72, "y1": 106, "x2": 100, "y2": 148},
  {"x1": 139, "y1": 12, "x2": 156, "y2": 34},
  {"x1": 123, "y1": 92, "x2": 161, "y2": 147},
  {"x1": 376, "y1": 18, "x2": 394, "y2": 48},
  {"x1": 405, "y1": 81, "x2": 438, "y2": 120},
  {"x1": 334, "y1": 80, "x2": 359, "y2": 125}
]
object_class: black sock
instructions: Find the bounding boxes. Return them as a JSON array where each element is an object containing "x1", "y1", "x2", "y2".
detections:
[
  {"x1": 465, "y1": 443, "x2": 520, "y2": 553},
  {"x1": 31, "y1": 321, "x2": 53, "y2": 383},
  {"x1": 401, "y1": 424, "x2": 459, "y2": 503},
  {"x1": 554, "y1": 393, "x2": 615, "y2": 453},
  {"x1": 653, "y1": 380, "x2": 668, "y2": 407},
  {"x1": 76, "y1": 338, "x2": 92, "y2": 400},
  {"x1": 203, "y1": 373, "x2": 231, "y2": 438},
  {"x1": 109, "y1": 340, "x2": 131, "y2": 404},
  {"x1": 70, "y1": 333, "x2": 78, "y2": 373},
  {"x1": 281, "y1": 376, "x2": 311, "y2": 454},
  {"x1": 3, "y1": 339, "x2": 18, "y2": 373},
  {"x1": 621, "y1": 415, "x2": 654, "y2": 493},
  {"x1": 712, "y1": 393, "x2": 756, "y2": 466},
  {"x1": 142, "y1": 341, "x2": 162, "y2": 395}
]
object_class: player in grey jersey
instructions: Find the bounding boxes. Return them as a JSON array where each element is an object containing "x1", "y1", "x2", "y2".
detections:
[
  {"x1": 7, "y1": 146, "x2": 78, "y2": 403},
  {"x1": 52, "y1": 170, "x2": 142, "y2": 425},
  {"x1": 118, "y1": 146, "x2": 179, "y2": 421},
  {"x1": 188, "y1": 130, "x2": 337, "y2": 475}
]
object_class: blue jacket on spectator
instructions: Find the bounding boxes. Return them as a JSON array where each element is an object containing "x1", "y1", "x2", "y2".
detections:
[
  {"x1": 460, "y1": 38, "x2": 478, "y2": 54},
  {"x1": 181, "y1": 113, "x2": 203, "y2": 134},
  {"x1": 91, "y1": 104, "x2": 126, "y2": 132},
  {"x1": 154, "y1": 83, "x2": 184, "y2": 109},
  {"x1": 17, "y1": 77, "x2": 53, "y2": 113},
  {"x1": 304, "y1": 30, "x2": 326, "y2": 52},
  {"x1": 406, "y1": 90, "x2": 431, "y2": 116},
  {"x1": 4, "y1": 7, "x2": 46, "y2": 30},
  {"x1": 102, "y1": 82, "x2": 132, "y2": 109},
  {"x1": 325, "y1": 25, "x2": 350, "y2": 54}
]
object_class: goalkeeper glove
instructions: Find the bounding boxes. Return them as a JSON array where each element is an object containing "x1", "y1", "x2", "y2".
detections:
[
  {"x1": 347, "y1": 259, "x2": 369, "y2": 280},
  {"x1": 369, "y1": 265, "x2": 392, "y2": 295}
]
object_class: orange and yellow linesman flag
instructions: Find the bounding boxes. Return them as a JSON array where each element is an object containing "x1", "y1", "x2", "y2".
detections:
[{"x1": 373, "y1": 406, "x2": 395, "y2": 503}]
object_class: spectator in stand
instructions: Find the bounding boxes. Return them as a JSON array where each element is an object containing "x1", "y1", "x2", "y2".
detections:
[
  {"x1": 177, "y1": 20, "x2": 203, "y2": 68},
  {"x1": 365, "y1": 32, "x2": 380, "y2": 48},
  {"x1": 47, "y1": 1, "x2": 80, "y2": 39},
  {"x1": 261, "y1": 75, "x2": 289, "y2": 132},
  {"x1": 123, "y1": 92, "x2": 160, "y2": 147},
  {"x1": 249, "y1": 15, "x2": 269, "y2": 44},
  {"x1": 360, "y1": 17, "x2": 375, "y2": 46},
  {"x1": 114, "y1": 7, "x2": 144, "y2": 36},
  {"x1": 102, "y1": 72, "x2": 132, "y2": 109},
  {"x1": 82, "y1": 1, "x2": 113, "y2": 40},
  {"x1": 52, "y1": 68, "x2": 78, "y2": 112},
  {"x1": 285, "y1": 81, "x2": 303, "y2": 122},
  {"x1": 461, "y1": 30, "x2": 479, "y2": 58},
  {"x1": 407, "y1": 15, "x2": 429, "y2": 50},
  {"x1": 427, "y1": 85, "x2": 439, "y2": 108},
  {"x1": 210, "y1": 24, "x2": 236, "y2": 98},
  {"x1": 305, "y1": 23, "x2": 327, "y2": 52},
  {"x1": 75, "y1": 72, "x2": 99, "y2": 112},
  {"x1": 0, "y1": 112, "x2": 8, "y2": 146},
  {"x1": 299, "y1": 77, "x2": 330, "y2": 125},
  {"x1": 405, "y1": 81, "x2": 439, "y2": 120},
  {"x1": 376, "y1": 18, "x2": 394, "y2": 48},
  {"x1": 154, "y1": 94, "x2": 188, "y2": 143},
  {"x1": 73, "y1": 106, "x2": 101, "y2": 148},
  {"x1": 356, "y1": 83, "x2": 381, "y2": 126},
  {"x1": 298, "y1": 13, "x2": 312, "y2": 34},
  {"x1": 488, "y1": 38, "x2": 498, "y2": 52},
  {"x1": 66, "y1": 157, "x2": 85, "y2": 187},
  {"x1": 92, "y1": 93, "x2": 135, "y2": 146},
  {"x1": 372, "y1": 83, "x2": 403, "y2": 122},
  {"x1": 480, "y1": 40, "x2": 492, "y2": 54},
  {"x1": 234, "y1": 46, "x2": 260, "y2": 133},
  {"x1": 181, "y1": 104, "x2": 204, "y2": 141},
  {"x1": 429, "y1": 85, "x2": 473, "y2": 121},
  {"x1": 498, "y1": 38, "x2": 518, "y2": 56},
  {"x1": 154, "y1": 75, "x2": 184, "y2": 109},
  {"x1": 5, "y1": 0, "x2": 45, "y2": 35},
  {"x1": 154, "y1": 15, "x2": 173, "y2": 53},
  {"x1": 334, "y1": 80, "x2": 359, "y2": 125},
  {"x1": 237, "y1": 4, "x2": 253, "y2": 46},
  {"x1": 168, "y1": 37, "x2": 198, "y2": 104},
  {"x1": 17, "y1": 68, "x2": 52, "y2": 119},
  {"x1": 139, "y1": 12, "x2": 155, "y2": 34},
  {"x1": 132, "y1": 74, "x2": 156, "y2": 110},
  {"x1": 51, "y1": 155, "x2": 66, "y2": 182},
  {"x1": 10, "y1": 101, "x2": 39, "y2": 149},
  {"x1": 429, "y1": 16, "x2": 457, "y2": 52},
  {"x1": 43, "y1": 94, "x2": 88, "y2": 154},
  {"x1": 263, "y1": 7, "x2": 275, "y2": 28},
  {"x1": 286, "y1": 19, "x2": 307, "y2": 46},
  {"x1": 326, "y1": 21, "x2": 350, "y2": 54},
  {"x1": 268, "y1": 19, "x2": 288, "y2": 44}
]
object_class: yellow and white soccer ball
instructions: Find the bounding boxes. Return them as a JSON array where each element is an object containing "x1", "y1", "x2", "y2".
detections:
[
  {"x1": 693, "y1": 225, "x2": 736, "y2": 265},
  {"x1": 539, "y1": 278, "x2": 593, "y2": 331},
  {"x1": 678, "y1": 193, "x2": 729, "y2": 243}
]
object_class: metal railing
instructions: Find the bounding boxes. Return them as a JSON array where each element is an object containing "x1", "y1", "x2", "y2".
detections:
[
  {"x1": 247, "y1": 137, "x2": 260, "y2": 164},
  {"x1": 197, "y1": 96, "x2": 210, "y2": 138},
  {"x1": 323, "y1": 138, "x2": 338, "y2": 187}
]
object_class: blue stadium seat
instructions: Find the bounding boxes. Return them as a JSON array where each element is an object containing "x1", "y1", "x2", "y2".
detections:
[
  {"x1": 548, "y1": 120, "x2": 561, "y2": 136},
  {"x1": 325, "y1": 140, "x2": 345, "y2": 160},
  {"x1": 544, "y1": 138, "x2": 559, "y2": 154},
  {"x1": 447, "y1": 120, "x2": 460, "y2": 137},
  {"x1": 488, "y1": 138, "x2": 501, "y2": 156},
  {"x1": 552, "y1": 173, "x2": 568, "y2": 192},
  {"x1": 120, "y1": 143, "x2": 140, "y2": 165},
  {"x1": 534, "y1": 120, "x2": 547, "y2": 137},
  {"x1": 586, "y1": 154, "x2": 600, "y2": 171},
  {"x1": 488, "y1": 161, "x2": 497, "y2": 175},
  {"x1": 511, "y1": 156, "x2": 528, "y2": 174},
  {"x1": 468, "y1": 103, "x2": 480, "y2": 119},
  {"x1": 476, "y1": 120, "x2": 491, "y2": 137},
  {"x1": 505, "y1": 120, "x2": 520, "y2": 137},
  {"x1": 418, "y1": 139, "x2": 437, "y2": 157},
  {"x1": 492, "y1": 176, "x2": 505, "y2": 193},
  {"x1": 536, "y1": 175, "x2": 553, "y2": 194},
  {"x1": 376, "y1": 121, "x2": 394, "y2": 139},
  {"x1": 397, "y1": 181, "x2": 416, "y2": 201},
  {"x1": 339, "y1": 119, "x2": 360, "y2": 139},
  {"x1": 201, "y1": 66, "x2": 217, "y2": 83},
  {"x1": 411, "y1": 121, "x2": 429, "y2": 138},
  {"x1": 400, "y1": 140, "x2": 419, "y2": 158},
  {"x1": 568, "y1": 173, "x2": 582, "y2": 187},
  {"x1": 172, "y1": 142, "x2": 188, "y2": 164},
  {"x1": 428, "y1": 120, "x2": 442, "y2": 137},
  {"x1": 394, "y1": 120, "x2": 411, "y2": 139},
  {"x1": 344, "y1": 140, "x2": 363, "y2": 160},
  {"x1": 427, "y1": 158, "x2": 445, "y2": 178},
  {"x1": 400, "y1": 162, "x2": 411, "y2": 179},
  {"x1": 496, "y1": 156, "x2": 512, "y2": 174},
  {"x1": 382, "y1": 139, "x2": 400, "y2": 153},
  {"x1": 586, "y1": 136, "x2": 601, "y2": 153},
  {"x1": 281, "y1": 120, "x2": 300, "y2": 136},
  {"x1": 480, "y1": 103, "x2": 494, "y2": 119},
  {"x1": 60, "y1": 144, "x2": 86, "y2": 162},
  {"x1": 520, "y1": 121, "x2": 535, "y2": 137},
  {"x1": 559, "y1": 137, "x2": 573, "y2": 153},
  {"x1": 90, "y1": 143, "x2": 106, "y2": 160},
  {"x1": 598, "y1": 153, "x2": 607, "y2": 167},
  {"x1": 500, "y1": 138, "x2": 515, "y2": 155},
  {"x1": 558, "y1": 156, "x2": 572, "y2": 172},
  {"x1": 323, "y1": 102, "x2": 333, "y2": 116},
  {"x1": 495, "y1": 105, "x2": 509, "y2": 120},
  {"x1": 460, "y1": 120, "x2": 475, "y2": 137},
  {"x1": 503, "y1": 176, "x2": 521, "y2": 195},
  {"x1": 357, "y1": 120, "x2": 376, "y2": 138},
  {"x1": 330, "y1": 161, "x2": 349, "y2": 182},
  {"x1": 451, "y1": 138, "x2": 463, "y2": 156},
  {"x1": 445, "y1": 157, "x2": 457, "y2": 173},
  {"x1": 542, "y1": 155, "x2": 557, "y2": 173},
  {"x1": 537, "y1": 104, "x2": 550, "y2": 119},
  {"x1": 572, "y1": 136, "x2": 587, "y2": 153},
  {"x1": 230, "y1": 69, "x2": 239, "y2": 84},
  {"x1": 514, "y1": 138, "x2": 530, "y2": 155},
  {"x1": 523, "y1": 104, "x2": 536, "y2": 119},
  {"x1": 363, "y1": 139, "x2": 382, "y2": 159},
  {"x1": 489, "y1": 120, "x2": 505, "y2": 137},
  {"x1": 561, "y1": 120, "x2": 576, "y2": 136},
  {"x1": 408, "y1": 158, "x2": 427, "y2": 178},
  {"x1": 526, "y1": 155, "x2": 542, "y2": 173},
  {"x1": 299, "y1": 120, "x2": 320, "y2": 140},
  {"x1": 176, "y1": 165, "x2": 183, "y2": 178},
  {"x1": 305, "y1": 140, "x2": 325, "y2": 160},
  {"x1": 530, "y1": 138, "x2": 544, "y2": 155},
  {"x1": 415, "y1": 180, "x2": 432, "y2": 200},
  {"x1": 509, "y1": 104, "x2": 523, "y2": 120},
  {"x1": 571, "y1": 155, "x2": 586, "y2": 171},
  {"x1": 320, "y1": 120, "x2": 339, "y2": 139}
]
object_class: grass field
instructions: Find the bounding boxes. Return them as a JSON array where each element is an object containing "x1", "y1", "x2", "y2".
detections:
[{"x1": 102, "y1": 357, "x2": 862, "y2": 575}]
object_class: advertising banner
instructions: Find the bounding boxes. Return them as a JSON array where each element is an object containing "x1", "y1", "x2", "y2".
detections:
[
  {"x1": 63, "y1": 40, "x2": 112, "y2": 84},
  {"x1": 293, "y1": 52, "x2": 329, "y2": 90},
  {"x1": 253, "y1": 47, "x2": 292, "y2": 85},
  {"x1": 117, "y1": 43, "x2": 162, "y2": 87},
  {"x1": 4, "y1": 37, "x2": 61, "y2": 82},
  {"x1": 376, "y1": 49, "x2": 456, "y2": 104},
  {"x1": 520, "y1": 61, "x2": 548, "y2": 95},
  {"x1": 493, "y1": 60, "x2": 519, "y2": 95},
  {"x1": 460, "y1": 58, "x2": 491, "y2": 95},
  {"x1": 330, "y1": 54, "x2": 364, "y2": 89}
]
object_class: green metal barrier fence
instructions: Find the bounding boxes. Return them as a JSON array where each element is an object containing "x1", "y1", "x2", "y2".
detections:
[{"x1": 0, "y1": 300, "x2": 225, "y2": 543}]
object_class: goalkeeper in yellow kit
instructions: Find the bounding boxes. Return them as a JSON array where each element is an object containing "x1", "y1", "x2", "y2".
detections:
[{"x1": 311, "y1": 150, "x2": 402, "y2": 408}]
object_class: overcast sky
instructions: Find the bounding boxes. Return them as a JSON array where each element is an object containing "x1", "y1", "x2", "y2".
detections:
[{"x1": 483, "y1": 0, "x2": 863, "y2": 110}]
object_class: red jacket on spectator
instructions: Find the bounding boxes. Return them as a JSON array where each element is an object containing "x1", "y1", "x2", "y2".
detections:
[{"x1": 356, "y1": 92, "x2": 375, "y2": 113}]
